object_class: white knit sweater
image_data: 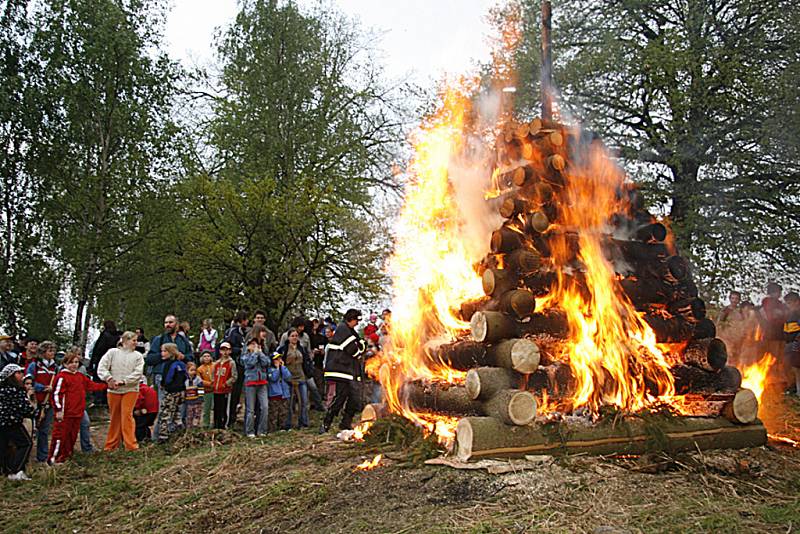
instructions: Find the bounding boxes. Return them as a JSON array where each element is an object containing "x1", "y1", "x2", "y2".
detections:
[{"x1": 97, "y1": 348, "x2": 144, "y2": 394}]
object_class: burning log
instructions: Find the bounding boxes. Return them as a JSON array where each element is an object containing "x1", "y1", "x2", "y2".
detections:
[
  {"x1": 404, "y1": 382, "x2": 537, "y2": 426},
  {"x1": 491, "y1": 226, "x2": 525, "y2": 254},
  {"x1": 610, "y1": 240, "x2": 669, "y2": 263},
  {"x1": 511, "y1": 166, "x2": 535, "y2": 186},
  {"x1": 458, "y1": 296, "x2": 493, "y2": 322},
  {"x1": 454, "y1": 415, "x2": 767, "y2": 461},
  {"x1": 482, "y1": 268, "x2": 518, "y2": 297},
  {"x1": 499, "y1": 197, "x2": 528, "y2": 218},
  {"x1": 667, "y1": 255, "x2": 691, "y2": 281},
  {"x1": 635, "y1": 222, "x2": 668, "y2": 243},
  {"x1": 498, "y1": 288, "x2": 537, "y2": 318},
  {"x1": 682, "y1": 338, "x2": 728, "y2": 372},
  {"x1": 692, "y1": 318, "x2": 717, "y2": 339},
  {"x1": 526, "y1": 211, "x2": 551, "y2": 234},
  {"x1": 465, "y1": 367, "x2": 522, "y2": 400},
  {"x1": 528, "y1": 362, "x2": 574, "y2": 395},
  {"x1": 470, "y1": 310, "x2": 569, "y2": 343},
  {"x1": 547, "y1": 154, "x2": 565, "y2": 171},
  {"x1": 677, "y1": 389, "x2": 759, "y2": 424},
  {"x1": 521, "y1": 270, "x2": 557, "y2": 295},
  {"x1": 505, "y1": 248, "x2": 542, "y2": 275},
  {"x1": 435, "y1": 338, "x2": 541, "y2": 373},
  {"x1": 644, "y1": 314, "x2": 695, "y2": 343},
  {"x1": 672, "y1": 365, "x2": 742, "y2": 394}
]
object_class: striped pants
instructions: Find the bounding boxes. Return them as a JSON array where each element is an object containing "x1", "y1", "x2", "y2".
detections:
[{"x1": 49, "y1": 416, "x2": 81, "y2": 464}]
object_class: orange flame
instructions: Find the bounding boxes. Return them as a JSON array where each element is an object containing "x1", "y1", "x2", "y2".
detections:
[
  {"x1": 377, "y1": 80, "x2": 485, "y2": 446},
  {"x1": 740, "y1": 352, "x2": 776, "y2": 404},
  {"x1": 351, "y1": 420, "x2": 374, "y2": 441},
  {"x1": 355, "y1": 454, "x2": 382, "y2": 471}
]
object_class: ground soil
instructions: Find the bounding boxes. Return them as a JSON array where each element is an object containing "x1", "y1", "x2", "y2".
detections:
[{"x1": 2, "y1": 386, "x2": 799, "y2": 533}]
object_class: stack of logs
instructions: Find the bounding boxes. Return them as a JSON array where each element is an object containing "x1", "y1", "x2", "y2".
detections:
[{"x1": 363, "y1": 117, "x2": 767, "y2": 460}]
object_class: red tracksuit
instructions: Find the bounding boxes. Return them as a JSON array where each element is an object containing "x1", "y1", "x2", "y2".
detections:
[{"x1": 49, "y1": 370, "x2": 106, "y2": 464}]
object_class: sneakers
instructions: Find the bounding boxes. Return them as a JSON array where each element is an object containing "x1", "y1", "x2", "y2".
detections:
[
  {"x1": 246, "y1": 434, "x2": 256, "y2": 438},
  {"x1": 7, "y1": 471, "x2": 31, "y2": 481}
]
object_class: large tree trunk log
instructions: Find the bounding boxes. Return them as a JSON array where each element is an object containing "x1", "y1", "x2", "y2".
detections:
[
  {"x1": 483, "y1": 389, "x2": 537, "y2": 425},
  {"x1": 505, "y1": 248, "x2": 542, "y2": 275},
  {"x1": 435, "y1": 338, "x2": 542, "y2": 373},
  {"x1": 667, "y1": 255, "x2": 691, "y2": 281},
  {"x1": 491, "y1": 226, "x2": 525, "y2": 253},
  {"x1": 470, "y1": 310, "x2": 569, "y2": 343},
  {"x1": 404, "y1": 382, "x2": 536, "y2": 426},
  {"x1": 635, "y1": 222, "x2": 667, "y2": 242},
  {"x1": 454, "y1": 415, "x2": 767, "y2": 461},
  {"x1": 644, "y1": 314, "x2": 695, "y2": 343},
  {"x1": 360, "y1": 403, "x2": 388, "y2": 422},
  {"x1": 672, "y1": 365, "x2": 742, "y2": 394},
  {"x1": 682, "y1": 338, "x2": 728, "y2": 372},
  {"x1": 527, "y1": 362, "x2": 574, "y2": 395},
  {"x1": 482, "y1": 268, "x2": 518, "y2": 297},
  {"x1": 498, "y1": 289, "x2": 536, "y2": 318},
  {"x1": 465, "y1": 367, "x2": 522, "y2": 400},
  {"x1": 677, "y1": 389, "x2": 759, "y2": 424}
]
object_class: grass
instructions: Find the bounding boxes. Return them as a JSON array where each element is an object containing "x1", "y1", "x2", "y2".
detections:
[{"x1": 3, "y1": 394, "x2": 800, "y2": 533}]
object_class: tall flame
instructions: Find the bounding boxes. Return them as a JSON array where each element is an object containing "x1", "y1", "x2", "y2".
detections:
[
  {"x1": 539, "y1": 142, "x2": 675, "y2": 412},
  {"x1": 379, "y1": 81, "x2": 486, "y2": 445},
  {"x1": 740, "y1": 352, "x2": 776, "y2": 404}
]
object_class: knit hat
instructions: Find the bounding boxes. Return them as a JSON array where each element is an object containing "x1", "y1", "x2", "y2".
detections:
[{"x1": 0, "y1": 364, "x2": 23, "y2": 381}]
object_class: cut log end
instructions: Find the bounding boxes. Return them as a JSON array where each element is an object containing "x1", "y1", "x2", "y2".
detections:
[
  {"x1": 510, "y1": 338, "x2": 540, "y2": 373},
  {"x1": 723, "y1": 388, "x2": 759, "y2": 424}
]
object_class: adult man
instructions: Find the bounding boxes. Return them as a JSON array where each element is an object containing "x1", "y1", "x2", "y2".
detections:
[
  {"x1": 223, "y1": 311, "x2": 249, "y2": 428},
  {"x1": 145, "y1": 314, "x2": 193, "y2": 439},
  {"x1": 246, "y1": 310, "x2": 277, "y2": 352},
  {"x1": 320, "y1": 309, "x2": 366, "y2": 433},
  {"x1": 134, "y1": 328, "x2": 148, "y2": 354},
  {"x1": 0, "y1": 335, "x2": 20, "y2": 370},
  {"x1": 89, "y1": 320, "x2": 121, "y2": 406}
]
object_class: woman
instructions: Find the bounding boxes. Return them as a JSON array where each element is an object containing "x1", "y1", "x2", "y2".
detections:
[
  {"x1": 277, "y1": 328, "x2": 310, "y2": 429},
  {"x1": 97, "y1": 331, "x2": 144, "y2": 452},
  {"x1": 0, "y1": 364, "x2": 35, "y2": 480}
]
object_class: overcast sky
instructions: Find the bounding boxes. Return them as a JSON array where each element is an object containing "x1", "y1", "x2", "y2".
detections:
[{"x1": 166, "y1": 0, "x2": 496, "y2": 84}]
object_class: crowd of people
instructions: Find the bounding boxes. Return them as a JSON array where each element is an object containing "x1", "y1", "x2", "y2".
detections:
[
  {"x1": 0, "y1": 308, "x2": 392, "y2": 481},
  {"x1": 716, "y1": 282, "x2": 800, "y2": 392}
]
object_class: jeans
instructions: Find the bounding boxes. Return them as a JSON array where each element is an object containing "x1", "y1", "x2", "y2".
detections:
[
  {"x1": 35, "y1": 405, "x2": 53, "y2": 462},
  {"x1": 244, "y1": 385, "x2": 269, "y2": 435},
  {"x1": 286, "y1": 381, "x2": 309, "y2": 428},
  {"x1": 151, "y1": 374, "x2": 165, "y2": 441},
  {"x1": 80, "y1": 410, "x2": 93, "y2": 452}
]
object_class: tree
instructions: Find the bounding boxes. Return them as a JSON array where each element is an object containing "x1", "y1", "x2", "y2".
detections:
[
  {"x1": 0, "y1": 0, "x2": 63, "y2": 337},
  {"x1": 29, "y1": 0, "x2": 180, "y2": 344},
  {"x1": 175, "y1": 0, "x2": 401, "y2": 329},
  {"x1": 492, "y1": 0, "x2": 800, "y2": 298}
]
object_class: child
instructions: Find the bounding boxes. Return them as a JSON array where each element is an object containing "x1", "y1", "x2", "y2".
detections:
[
  {"x1": 26, "y1": 340, "x2": 58, "y2": 462},
  {"x1": 183, "y1": 362, "x2": 203, "y2": 430},
  {"x1": 48, "y1": 354, "x2": 107, "y2": 464},
  {"x1": 198, "y1": 319, "x2": 217, "y2": 353},
  {"x1": 156, "y1": 343, "x2": 187, "y2": 443},
  {"x1": 242, "y1": 338, "x2": 270, "y2": 437},
  {"x1": 196, "y1": 351, "x2": 214, "y2": 428},
  {"x1": 0, "y1": 364, "x2": 36, "y2": 480},
  {"x1": 22, "y1": 376, "x2": 35, "y2": 436},
  {"x1": 211, "y1": 342, "x2": 237, "y2": 429},
  {"x1": 133, "y1": 380, "x2": 158, "y2": 442},
  {"x1": 267, "y1": 352, "x2": 292, "y2": 432}
]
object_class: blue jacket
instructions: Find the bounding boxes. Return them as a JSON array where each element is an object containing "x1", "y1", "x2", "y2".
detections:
[
  {"x1": 145, "y1": 332, "x2": 194, "y2": 375},
  {"x1": 267, "y1": 365, "x2": 292, "y2": 399},
  {"x1": 242, "y1": 350, "x2": 270, "y2": 385}
]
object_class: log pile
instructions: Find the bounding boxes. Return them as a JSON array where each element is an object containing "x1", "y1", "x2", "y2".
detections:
[{"x1": 370, "y1": 117, "x2": 767, "y2": 460}]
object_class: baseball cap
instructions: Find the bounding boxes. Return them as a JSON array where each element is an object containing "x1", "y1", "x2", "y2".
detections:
[
  {"x1": 220, "y1": 341, "x2": 232, "y2": 349},
  {"x1": 271, "y1": 352, "x2": 283, "y2": 360},
  {"x1": 344, "y1": 309, "x2": 362, "y2": 322}
]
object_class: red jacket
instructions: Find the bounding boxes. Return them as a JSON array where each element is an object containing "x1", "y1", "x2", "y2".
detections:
[
  {"x1": 51, "y1": 370, "x2": 107, "y2": 418},
  {"x1": 27, "y1": 360, "x2": 59, "y2": 404},
  {"x1": 211, "y1": 359, "x2": 235, "y2": 394},
  {"x1": 134, "y1": 384, "x2": 158, "y2": 414}
]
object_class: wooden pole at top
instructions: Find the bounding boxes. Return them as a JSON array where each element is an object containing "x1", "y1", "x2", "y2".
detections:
[{"x1": 541, "y1": 0, "x2": 553, "y2": 121}]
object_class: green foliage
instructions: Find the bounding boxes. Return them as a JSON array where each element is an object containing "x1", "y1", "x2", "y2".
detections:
[
  {"x1": 27, "y1": 0, "x2": 180, "y2": 340},
  {"x1": 494, "y1": 0, "x2": 800, "y2": 299},
  {"x1": 171, "y1": 0, "x2": 401, "y2": 328}
]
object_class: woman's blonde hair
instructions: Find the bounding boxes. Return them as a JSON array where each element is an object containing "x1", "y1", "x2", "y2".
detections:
[
  {"x1": 37, "y1": 341, "x2": 56, "y2": 358},
  {"x1": 161, "y1": 343, "x2": 181, "y2": 360},
  {"x1": 119, "y1": 331, "x2": 137, "y2": 345}
]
